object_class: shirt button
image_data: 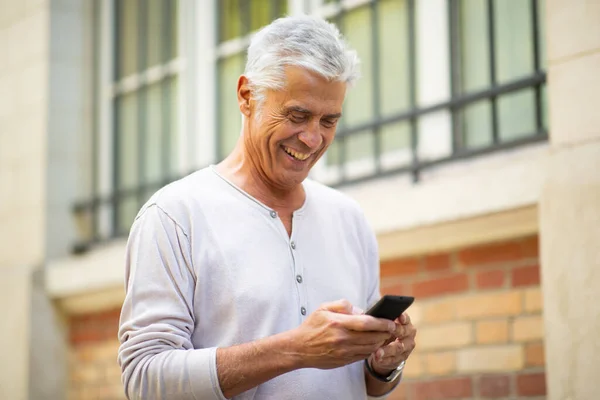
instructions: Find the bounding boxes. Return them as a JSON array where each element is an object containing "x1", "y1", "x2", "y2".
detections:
[
  {"x1": 301, "y1": 307, "x2": 307, "y2": 316},
  {"x1": 296, "y1": 275, "x2": 303, "y2": 283},
  {"x1": 270, "y1": 211, "x2": 277, "y2": 218},
  {"x1": 291, "y1": 241, "x2": 296, "y2": 250}
]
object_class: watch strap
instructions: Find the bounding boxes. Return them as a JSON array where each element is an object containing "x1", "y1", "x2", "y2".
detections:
[{"x1": 364, "y1": 358, "x2": 405, "y2": 383}]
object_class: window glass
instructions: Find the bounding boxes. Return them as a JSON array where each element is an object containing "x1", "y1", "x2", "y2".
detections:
[
  {"x1": 341, "y1": 6, "x2": 374, "y2": 128},
  {"x1": 460, "y1": 100, "x2": 492, "y2": 149},
  {"x1": 145, "y1": 82, "x2": 163, "y2": 184},
  {"x1": 378, "y1": 0, "x2": 410, "y2": 116},
  {"x1": 498, "y1": 89, "x2": 536, "y2": 141},
  {"x1": 220, "y1": 0, "x2": 242, "y2": 41},
  {"x1": 116, "y1": 92, "x2": 139, "y2": 189},
  {"x1": 346, "y1": 129, "x2": 375, "y2": 163},
  {"x1": 168, "y1": 77, "x2": 179, "y2": 177},
  {"x1": 147, "y1": 0, "x2": 164, "y2": 68},
  {"x1": 218, "y1": 53, "x2": 245, "y2": 158},
  {"x1": 458, "y1": 0, "x2": 490, "y2": 93},
  {"x1": 117, "y1": 0, "x2": 139, "y2": 78},
  {"x1": 381, "y1": 121, "x2": 411, "y2": 154},
  {"x1": 494, "y1": 0, "x2": 534, "y2": 84}
]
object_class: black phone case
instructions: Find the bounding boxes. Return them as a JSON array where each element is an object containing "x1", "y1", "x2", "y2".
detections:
[{"x1": 366, "y1": 295, "x2": 415, "y2": 320}]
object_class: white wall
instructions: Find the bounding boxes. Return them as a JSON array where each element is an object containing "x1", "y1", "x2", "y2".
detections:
[{"x1": 341, "y1": 143, "x2": 548, "y2": 235}]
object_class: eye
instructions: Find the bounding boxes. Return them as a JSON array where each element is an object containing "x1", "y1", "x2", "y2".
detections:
[
  {"x1": 321, "y1": 118, "x2": 338, "y2": 128},
  {"x1": 289, "y1": 112, "x2": 307, "y2": 124}
]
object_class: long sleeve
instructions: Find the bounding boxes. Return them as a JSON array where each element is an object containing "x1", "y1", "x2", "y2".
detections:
[{"x1": 118, "y1": 203, "x2": 227, "y2": 400}]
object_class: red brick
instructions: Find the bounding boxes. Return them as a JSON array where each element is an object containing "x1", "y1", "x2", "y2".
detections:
[
  {"x1": 70, "y1": 309, "x2": 121, "y2": 346},
  {"x1": 382, "y1": 283, "x2": 413, "y2": 297},
  {"x1": 517, "y1": 372, "x2": 546, "y2": 396},
  {"x1": 476, "y1": 269, "x2": 506, "y2": 290},
  {"x1": 424, "y1": 253, "x2": 451, "y2": 272},
  {"x1": 458, "y1": 241, "x2": 523, "y2": 268},
  {"x1": 387, "y1": 381, "x2": 413, "y2": 400},
  {"x1": 414, "y1": 377, "x2": 472, "y2": 400},
  {"x1": 413, "y1": 274, "x2": 469, "y2": 298},
  {"x1": 381, "y1": 257, "x2": 421, "y2": 278},
  {"x1": 479, "y1": 374, "x2": 511, "y2": 398},
  {"x1": 511, "y1": 264, "x2": 540, "y2": 287},
  {"x1": 520, "y1": 236, "x2": 539, "y2": 258},
  {"x1": 525, "y1": 342, "x2": 545, "y2": 367},
  {"x1": 71, "y1": 329, "x2": 104, "y2": 346}
]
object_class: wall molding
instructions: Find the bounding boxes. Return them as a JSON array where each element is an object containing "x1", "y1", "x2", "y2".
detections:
[{"x1": 378, "y1": 205, "x2": 539, "y2": 260}]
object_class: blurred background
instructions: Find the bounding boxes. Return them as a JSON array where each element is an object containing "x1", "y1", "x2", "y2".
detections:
[{"x1": 1, "y1": 0, "x2": 599, "y2": 399}]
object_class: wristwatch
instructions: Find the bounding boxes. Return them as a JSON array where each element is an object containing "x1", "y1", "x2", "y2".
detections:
[{"x1": 364, "y1": 358, "x2": 405, "y2": 383}]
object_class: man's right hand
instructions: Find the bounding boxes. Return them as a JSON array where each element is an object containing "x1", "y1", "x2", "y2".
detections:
[{"x1": 290, "y1": 299, "x2": 396, "y2": 370}]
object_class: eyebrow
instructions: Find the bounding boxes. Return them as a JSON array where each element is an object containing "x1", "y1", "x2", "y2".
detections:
[{"x1": 287, "y1": 106, "x2": 342, "y2": 119}]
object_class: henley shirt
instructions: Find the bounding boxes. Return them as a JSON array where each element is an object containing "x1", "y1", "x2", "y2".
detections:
[{"x1": 118, "y1": 166, "x2": 386, "y2": 400}]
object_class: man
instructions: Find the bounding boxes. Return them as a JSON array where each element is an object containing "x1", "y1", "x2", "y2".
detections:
[{"x1": 118, "y1": 15, "x2": 417, "y2": 400}]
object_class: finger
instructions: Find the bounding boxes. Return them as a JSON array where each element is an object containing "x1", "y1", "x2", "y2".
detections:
[
  {"x1": 345, "y1": 330, "x2": 393, "y2": 346},
  {"x1": 398, "y1": 337, "x2": 416, "y2": 357},
  {"x1": 375, "y1": 340, "x2": 403, "y2": 363},
  {"x1": 336, "y1": 313, "x2": 396, "y2": 333},
  {"x1": 392, "y1": 323, "x2": 407, "y2": 339},
  {"x1": 351, "y1": 344, "x2": 388, "y2": 360},
  {"x1": 400, "y1": 313, "x2": 411, "y2": 325},
  {"x1": 319, "y1": 299, "x2": 354, "y2": 314}
]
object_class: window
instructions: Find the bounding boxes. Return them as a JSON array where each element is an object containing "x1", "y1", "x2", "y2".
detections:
[
  {"x1": 454, "y1": 0, "x2": 548, "y2": 150},
  {"x1": 320, "y1": 0, "x2": 414, "y2": 183},
  {"x1": 113, "y1": 0, "x2": 180, "y2": 235},
  {"x1": 216, "y1": 0, "x2": 289, "y2": 159},
  {"x1": 73, "y1": 0, "x2": 182, "y2": 251},
  {"x1": 311, "y1": 0, "x2": 547, "y2": 186}
]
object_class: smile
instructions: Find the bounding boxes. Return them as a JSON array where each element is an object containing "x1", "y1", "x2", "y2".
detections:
[{"x1": 282, "y1": 146, "x2": 311, "y2": 161}]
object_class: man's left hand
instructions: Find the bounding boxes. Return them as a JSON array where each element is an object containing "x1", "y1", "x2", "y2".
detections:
[{"x1": 369, "y1": 312, "x2": 417, "y2": 375}]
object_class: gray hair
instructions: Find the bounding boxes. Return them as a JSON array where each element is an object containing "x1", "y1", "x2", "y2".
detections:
[{"x1": 244, "y1": 15, "x2": 360, "y2": 104}]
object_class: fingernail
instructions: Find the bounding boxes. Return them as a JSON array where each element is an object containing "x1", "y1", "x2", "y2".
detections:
[
  {"x1": 352, "y1": 306, "x2": 364, "y2": 315},
  {"x1": 401, "y1": 314, "x2": 407, "y2": 324},
  {"x1": 377, "y1": 349, "x2": 384, "y2": 359},
  {"x1": 389, "y1": 322, "x2": 396, "y2": 332}
]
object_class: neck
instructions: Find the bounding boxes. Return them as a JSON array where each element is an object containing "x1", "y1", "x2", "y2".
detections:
[{"x1": 215, "y1": 140, "x2": 306, "y2": 213}]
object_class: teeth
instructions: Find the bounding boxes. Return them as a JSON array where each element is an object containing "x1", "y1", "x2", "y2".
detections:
[{"x1": 283, "y1": 146, "x2": 310, "y2": 161}]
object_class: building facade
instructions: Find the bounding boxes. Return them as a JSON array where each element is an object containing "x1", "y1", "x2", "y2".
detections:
[{"x1": 0, "y1": 0, "x2": 599, "y2": 399}]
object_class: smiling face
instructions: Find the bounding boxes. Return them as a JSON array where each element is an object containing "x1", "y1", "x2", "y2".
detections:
[{"x1": 238, "y1": 66, "x2": 347, "y2": 191}]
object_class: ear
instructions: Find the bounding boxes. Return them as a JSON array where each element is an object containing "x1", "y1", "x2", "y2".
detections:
[{"x1": 237, "y1": 75, "x2": 252, "y2": 118}]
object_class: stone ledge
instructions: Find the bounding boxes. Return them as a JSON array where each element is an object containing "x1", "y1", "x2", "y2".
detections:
[{"x1": 45, "y1": 239, "x2": 126, "y2": 315}]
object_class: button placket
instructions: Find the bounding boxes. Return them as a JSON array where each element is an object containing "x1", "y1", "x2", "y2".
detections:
[{"x1": 290, "y1": 214, "x2": 307, "y2": 320}]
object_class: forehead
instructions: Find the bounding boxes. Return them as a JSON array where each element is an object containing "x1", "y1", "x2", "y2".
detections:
[{"x1": 268, "y1": 66, "x2": 347, "y2": 113}]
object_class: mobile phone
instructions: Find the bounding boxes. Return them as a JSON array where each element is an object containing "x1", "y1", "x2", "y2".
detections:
[{"x1": 365, "y1": 295, "x2": 414, "y2": 321}]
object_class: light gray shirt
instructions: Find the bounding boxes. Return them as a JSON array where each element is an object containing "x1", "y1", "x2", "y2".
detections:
[{"x1": 118, "y1": 167, "x2": 385, "y2": 400}]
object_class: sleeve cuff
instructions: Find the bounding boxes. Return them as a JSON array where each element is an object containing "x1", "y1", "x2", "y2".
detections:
[{"x1": 187, "y1": 347, "x2": 228, "y2": 400}]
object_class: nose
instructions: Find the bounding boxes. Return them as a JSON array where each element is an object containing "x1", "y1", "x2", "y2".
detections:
[{"x1": 298, "y1": 120, "x2": 323, "y2": 150}]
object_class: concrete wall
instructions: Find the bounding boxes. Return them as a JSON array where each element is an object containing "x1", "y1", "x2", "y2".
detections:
[
  {"x1": 541, "y1": 1, "x2": 600, "y2": 400},
  {"x1": 0, "y1": 0, "x2": 50, "y2": 398}
]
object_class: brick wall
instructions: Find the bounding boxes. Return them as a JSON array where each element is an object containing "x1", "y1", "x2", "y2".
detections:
[
  {"x1": 383, "y1": 235, "x2": 546, "y2": 400},
  {"x1": 69, "y1": 309, "x2": 124, "y2": 400},
  {"x1": 67, "y1": 235, "x2": 545, "y2": 400}
]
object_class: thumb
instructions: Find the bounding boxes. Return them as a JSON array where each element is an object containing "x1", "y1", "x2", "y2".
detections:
[{"x1": 319, "y1": 299, "x2": 356, "y2": 315}]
